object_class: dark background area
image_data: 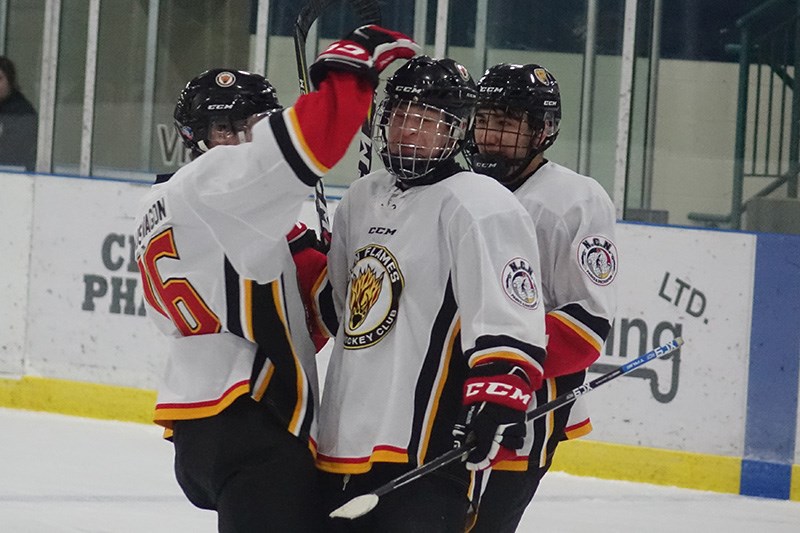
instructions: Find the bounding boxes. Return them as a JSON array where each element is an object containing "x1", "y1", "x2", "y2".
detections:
[{"x1": 256, "y1": 0, "x2": 783, "y2": 62}]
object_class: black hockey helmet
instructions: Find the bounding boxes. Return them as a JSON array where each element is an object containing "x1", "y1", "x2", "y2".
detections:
[
  {"x1": 374, "y1": 55, "x2": 478, "y2": 183},
  {"x1": 174, "y1": 68, "x2": 281, "y2": 156},
  {"x1": 466, "y1": 63, "x2": 561, "y2": 185}
]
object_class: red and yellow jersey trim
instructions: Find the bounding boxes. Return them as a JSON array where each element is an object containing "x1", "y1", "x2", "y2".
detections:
[
  {"x1": 153, "y1": 379, "x2": 250, "y2": 429},
  {"x1": 565, "y1": 417, "x2": 593, "y2": 440},
  {"x1": 316, "y1": 445, "x2": 409, "y2": 474}
]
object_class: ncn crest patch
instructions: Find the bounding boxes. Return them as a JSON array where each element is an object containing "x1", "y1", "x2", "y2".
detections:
[
  {"x1": 502, "y1": 257, "x2": 539, "y2": 309},
  {"x1": 578, "y1": 235, "x2": 618, "y2": 286}
]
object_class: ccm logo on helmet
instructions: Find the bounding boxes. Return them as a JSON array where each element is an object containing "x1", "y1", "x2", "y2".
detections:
[
  {"x1": 465, "y1": 381, "x2": 531, "y2": 404},
  {"x1": 479, "y1": 86, "x2": 504, "y2": 93},
  {"x1": 208, "y1": 103, "x2": 234, "y2": 110},
  {"x1": 394, "y1": 85, "x2": 423, "y2": 94}
]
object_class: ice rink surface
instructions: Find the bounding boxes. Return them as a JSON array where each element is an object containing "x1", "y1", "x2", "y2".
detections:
[{"x1": 2, "y1": 407, "x2": 799, "y2": 533}]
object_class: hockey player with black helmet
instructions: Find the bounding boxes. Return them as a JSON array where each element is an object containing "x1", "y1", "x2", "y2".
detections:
[
  {"x1": 173, "y1": 68, "x2": 281, "y2": 157},
  {"x1": 317, "y1": 55, "x2": 548, "y2": 531},
  {"x1": 134, "y1": 26, "x2": 419, "y2": 532},
  {"x1": 466, "y1": 63, "x2": 618, "y2": 533}
]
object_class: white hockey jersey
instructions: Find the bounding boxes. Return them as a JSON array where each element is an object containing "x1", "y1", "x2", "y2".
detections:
[
  {"x1": 515, "y1": 161, "x2": 618, "y2": 468},
  {"x1": 134, "y1": 72, "x2": 375, "y2": 445},
  {"x1": 316, "y1": 168, "x2": 548, "y2": 474}
]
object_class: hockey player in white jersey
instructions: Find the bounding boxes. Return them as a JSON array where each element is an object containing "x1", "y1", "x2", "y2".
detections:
[
  {"x1": 316, "y1": 56, "x2": 549, "y2": 532},
  {"x1": 466, "y1": 63, "x2": 619, "y2": 532},
  {"x1": 133, "y1": 26, "x2": 419, "y2": 532}
]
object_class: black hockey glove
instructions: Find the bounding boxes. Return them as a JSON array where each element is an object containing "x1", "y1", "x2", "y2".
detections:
[
  {"x1": 452, "y1": 361, "x2": 534, "y2": 471},
  {"x1": 309, "y1": 25, "x2": 420, "y2": 90}
]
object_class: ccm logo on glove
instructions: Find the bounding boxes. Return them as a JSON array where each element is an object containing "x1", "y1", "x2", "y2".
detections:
[
  {"x1": 320, "y1": 42, "x2": 369, "y2": 60},
  {"x1": 464, "y1": 375, "x2": 531, "y2": 411}
]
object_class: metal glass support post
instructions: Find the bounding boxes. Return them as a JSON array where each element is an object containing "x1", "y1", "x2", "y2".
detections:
[
  {"x1": 35, "y1": 0, "x2": 61, "y2": 174},
  {"x1": 642, "y1": 0, "x2": 662, "y2": 210},
  {"x1": 79, "y1": 0, "x2": 100, "y2": 176},
  {"x1": 306, "y1": 15, "x2": 318, "y2": 66},
  {"x1": 577, "y1": 0, "x2": 597, "y2": 175},
  {"x1": 433, "y1": 0, "x2": 448, "y2": 59},
  {"x1": 250, "y1": 0, "x2": 269, "y2": 75},
  {"x1": 0, "y1": 0, "x2": 8, "y2": 55},
  {"x1": 788, "y1": 1, "x2": 800, "y2": 198},
  {"x1": 139, "y1": 0, "x2": 159, "y2": 170},
  {"x1": 414, "y1": 0, "x2": 428, "y2": 50},
  {"x1": 731, "y1": 27, "x2": 750, "y2": 228},
  {"x1": 613, "y1": 0, "x2": 637, "y2": 220},
  {"x1": 474, "y1": 0, "x2": 488, "y2": 76}
]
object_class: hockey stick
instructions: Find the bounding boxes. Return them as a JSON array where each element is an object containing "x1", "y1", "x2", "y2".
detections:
[
  {"x1": 329, "y1": 336, "x2": 685, "y2": 520},
  {"x1": 293, "y1": 0, "x2": 382, "y2": 252}
]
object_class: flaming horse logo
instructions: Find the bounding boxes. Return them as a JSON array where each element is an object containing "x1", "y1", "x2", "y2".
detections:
[{"x1": 349, "y1": 266, "x2": 384, "y2": 330}]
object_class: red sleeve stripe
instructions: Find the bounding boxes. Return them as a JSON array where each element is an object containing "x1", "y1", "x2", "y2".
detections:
[
  {"x1": 285, "y1": 107, "x2": 330, "y2": 175},
  {"x1": 269, "y1": 109, "x2": 326, "y2": 186},
  {"x1": 542, "y1": 314, "x2": 602, "y2": 378},
  {"x1": 549, "y1": 309, "x2": 604, "y2": 353}
]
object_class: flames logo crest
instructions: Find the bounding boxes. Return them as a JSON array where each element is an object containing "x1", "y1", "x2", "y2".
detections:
[
  {"x1": 349, "y1": 266, "x2": 384, "y2": 330},
  {"x1": 344, "y1": 244, "x2": 404, "y2": 349}
]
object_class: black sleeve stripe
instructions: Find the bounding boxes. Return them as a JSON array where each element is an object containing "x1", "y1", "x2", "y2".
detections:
[
  {"x1": 559, "y1": 303, "x2": 612, "y2": 341},
  {"x1": 223, "y1": 256, "x2": 243, "y2": 338},
  {"x1": 317, "y1": 281, "x2": 339, "y2": 336},
  {"x1": 269, "y1": 111, "x2": 321, "y2": 187},
  {"x1": 409, "y1": 277, "x2": 467, "y2": 466},
  {"x1": 249, "y1": 277, "x2": 314, "y2": 439}
]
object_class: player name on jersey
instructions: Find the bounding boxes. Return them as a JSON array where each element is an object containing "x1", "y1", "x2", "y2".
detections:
[{"x1": 135, "y1": 197, "x2": 168, "y2": 250}]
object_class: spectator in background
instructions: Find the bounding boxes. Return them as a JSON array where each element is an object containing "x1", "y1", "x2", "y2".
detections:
[{"x1": 0, "y1": 56, "x2": 37, "y2": 171}]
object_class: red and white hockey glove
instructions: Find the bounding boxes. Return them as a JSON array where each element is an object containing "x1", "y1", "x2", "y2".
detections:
[
  {"x1": 309, "y1": 25, "x2": 420, "y2": 89},
  {"x1": 287, "y1": 223, "x2": 330, "y2": 352},
  {"x1": 452, "y1": 361, "x2": 534, "y2": 471}
]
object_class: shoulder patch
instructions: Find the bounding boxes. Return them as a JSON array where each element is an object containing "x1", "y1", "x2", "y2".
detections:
[
  {"x1": 502, "y1": 257, "x2": 539, "y2": 309},
  {"x1": 577, "y1": 235, "x2": 618, "y2": 286}
]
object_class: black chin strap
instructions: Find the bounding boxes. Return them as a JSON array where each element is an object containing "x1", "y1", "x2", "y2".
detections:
[
  {"x1": 395, "y1": 159, "x2": 464, "y2": 189},
  {"x1": 505, "y1": 157, "x2": 547, "y2": 192}
]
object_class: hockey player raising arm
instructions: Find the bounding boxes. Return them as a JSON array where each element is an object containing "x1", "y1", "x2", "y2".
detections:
[
  {"x1": 466, "y1": 63, "x2": 619, "y2": 533},
  {"x1": 316, "y1": 56, "x2": 548, "y2": 532},
  {"x1": 133, "y1": 26, "x2": 418, "y2": 533}
]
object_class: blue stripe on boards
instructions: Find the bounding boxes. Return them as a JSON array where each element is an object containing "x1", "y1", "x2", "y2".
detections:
[
  {"x1": 741, "y1": 459, "x2": 791, "y2": 499},
  {"x1": 740, "y1": 233, "x2": 800, "y2": 498}
]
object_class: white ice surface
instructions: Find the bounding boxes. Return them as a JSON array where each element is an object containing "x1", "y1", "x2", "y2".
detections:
[{"x1": 2, "y1": 407, "x2": 799, "y2": 532}]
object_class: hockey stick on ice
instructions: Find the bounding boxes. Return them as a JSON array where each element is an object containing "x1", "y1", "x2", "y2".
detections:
[
  {"x1": 329, "y1": 336, "x2": 685, "y2": 520},
  {"x1": 294, "y1": 0, "x2": 382, "y2": 252}
]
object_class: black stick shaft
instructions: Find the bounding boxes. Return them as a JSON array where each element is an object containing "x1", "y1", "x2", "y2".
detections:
[
  {"x1": 293, "y1": 0, "x2": 382, "y2": 251},
  {"x1": 365, "y1": 338, "x2": 685, "y2": 498}
]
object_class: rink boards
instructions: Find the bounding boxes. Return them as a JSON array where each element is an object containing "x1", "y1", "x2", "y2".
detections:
[{"x1": 1, "y1": 172, "x2": 798, "y2": 501}]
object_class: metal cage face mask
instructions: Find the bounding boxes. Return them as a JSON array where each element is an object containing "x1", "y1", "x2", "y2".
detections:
[
  {"x1": 468, "y1": 105, "x2": 558, "y2": 184},
  {"x1": 374, "y1": 98, "x2": 469, "y2": 182}
]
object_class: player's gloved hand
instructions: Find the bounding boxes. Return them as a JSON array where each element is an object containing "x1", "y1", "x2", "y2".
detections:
[
  {"x1": 287, "y1": 223, "x2": 331, "y2": 352},
  {"x1": 309, "y1": 25, "x2": 420, "y2": 89},
  {"x1": 452, "y1": 361, "x2": 534, "y2": 471}
]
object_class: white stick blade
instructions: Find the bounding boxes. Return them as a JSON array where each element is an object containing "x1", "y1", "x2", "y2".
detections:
[{"x1": 329, "y1": 494, "x2": 380, "y2": 520}]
